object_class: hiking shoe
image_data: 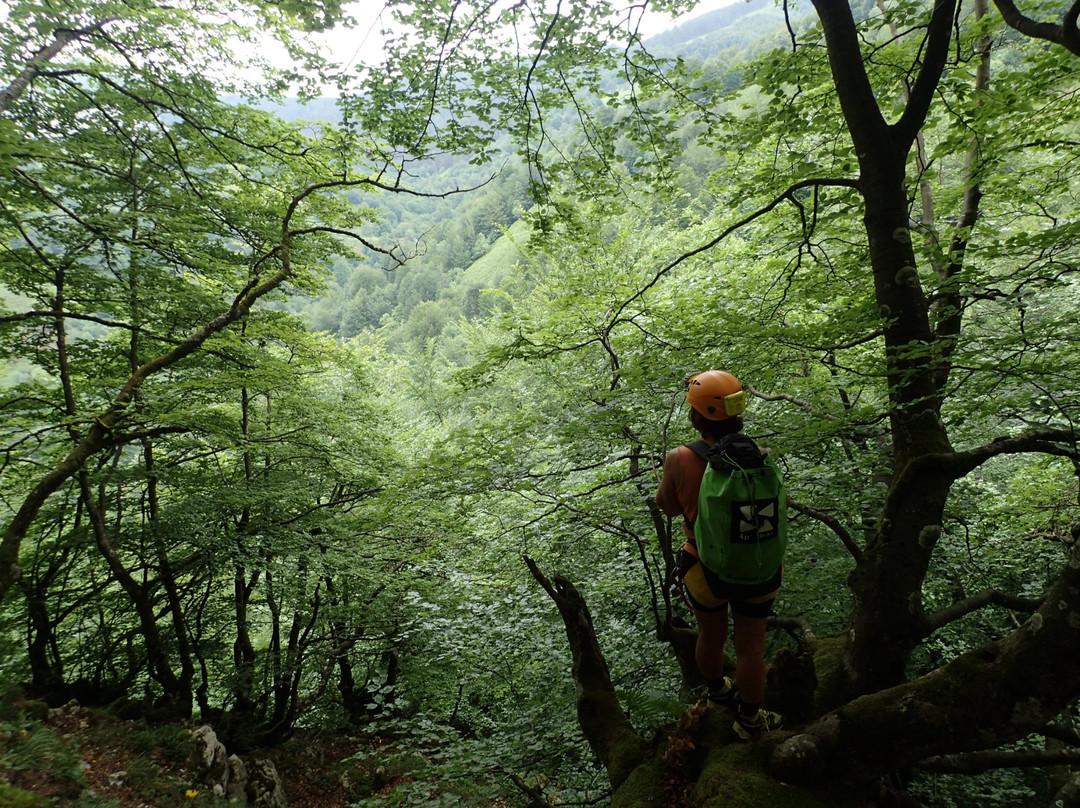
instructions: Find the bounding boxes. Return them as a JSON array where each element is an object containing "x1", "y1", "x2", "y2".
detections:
[
  {"x1": 706, "y1": 677, "x2": 738, "y2": 710},
  {"x1": 732, "y1": 708, "x2": 782, "y2": 740}
]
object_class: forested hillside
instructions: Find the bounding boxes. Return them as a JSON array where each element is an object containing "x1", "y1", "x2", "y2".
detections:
[
  {"x1": 2, "y1": 2, "x2": 1079, "y2": 808},
  {"x1": 288, "y1": 0, "x2": 787, "y2": 350}
]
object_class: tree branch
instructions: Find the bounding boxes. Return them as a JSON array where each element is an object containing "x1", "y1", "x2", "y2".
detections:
[
  {"x1": 916, "y1": 747, "x2": 1080, "y2": 774},
  {"x1": 609, "y1": 177, "x2": 860, "y2": 327},
  {"x1": 746, "y1": 385, "x2": 831, "y2": 417},
  {"x1": 923, "y1": 588, "x2": 1043, "y2": 633},
  {"x1": 789, "y1": 500, "x2": 866, "y2": 564},
  {"x1": 0, "y1": 20, "x2": 116, "y2": 114},
  {"x1": 810, "y1": 1, "x2": 890, "y2": 149},
  {"x1": 771, "y1": 541, "x2": 1080, "y2": 782},
  {"x1": 930, "y1": 0, "x2": 991, "y2": 393},
  {"x1": 894, "y1": 0, "x2": 960, "y2": 148},
  {"x1": 990, "y1": 0, "x2": 1080, "y2": 55},
  {"x1": 947, "y1": 428, "x2": 1078, "y2": 478},
  {"x1": 507, "y1": 771, "x2": 556, "y2": 808},
  {"x1": 0, "y1": 175, "x2": 337, "y2": 604},
  {"x1": 523, "y1": 555, "x2": 646, "y2": 790},
  {"x1": 0, "y1": 310, "x2": 180, "y2": 346},
  {"x1": 891, "y1": 428, "x2": 1078, "y2": 497}
]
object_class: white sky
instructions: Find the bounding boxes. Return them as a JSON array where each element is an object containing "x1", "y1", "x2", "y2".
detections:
[
  {"x1": 0, "y1": 0, "x2": 742, "y2": 71},
  {"x1": 324, "y1": 0, "x2": 743, "y2": 73}
]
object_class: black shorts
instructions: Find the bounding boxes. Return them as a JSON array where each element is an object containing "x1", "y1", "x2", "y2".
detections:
[{"x1": 679, "y1": 548, "x2": 781, "y2": 618}]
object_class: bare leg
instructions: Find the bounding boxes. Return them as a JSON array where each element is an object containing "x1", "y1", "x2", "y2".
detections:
[
  {"x1": 694, "y1": 605, "x2": 729, "y2": 681},
  {"x1": 731, "y1": 611, "x2": 768, "y2": 705}
]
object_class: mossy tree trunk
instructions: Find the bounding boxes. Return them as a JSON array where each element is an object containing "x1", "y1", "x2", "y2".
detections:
[
  {"x1": 532, "y1": 541, "x2": 1080, "y2": 804},
  {"x1": 810, "y1": 0, "x2": 1080, "y2": 702},
  {"x1": 524, "y1": 557, "x2": 648, "y2": 790},
  {"x1": 772, "y1": 540, "x2": 1080, "y2": 782}
]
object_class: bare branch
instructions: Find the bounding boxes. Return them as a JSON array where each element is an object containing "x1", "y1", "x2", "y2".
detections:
[
  {"x1": 746, "y1": 385, "x2": 826, "y2": 416},
  {"x1": 990, "y1": 0, "x2": 1080, "y2": 55},
  {"x1": 916, "y1": 746, "x2": 1080, "y2": 774},
  {"x1": 789, "y1": 500, "x2": 866, "y2": 564},
  {"x1": 507, "y1": 771, "x2": 556, "y2": 808},
  {"x1": 0, "y1": 311, "x2": 179, "y2": 345},
  {"x1": 288, "y1": 226, "x2": 407, "y2": 267},
  {"x1": 609, "y1": 177, "x2": 860, "y2": 327},
  {"x1": 1053, "y1": 773, "x2": 1080, "y2": 808},
  {"x1": 924, "y1": 588, "x2": 1043, "y2": 633}
]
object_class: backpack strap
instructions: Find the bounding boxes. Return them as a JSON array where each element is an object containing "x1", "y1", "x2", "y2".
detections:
[
  {"x1": 686, "y1": 440, "x2": 711, "y2": 460},
  {"x1": 685, "y1": 435, "x2": 762, "y2": 469}
]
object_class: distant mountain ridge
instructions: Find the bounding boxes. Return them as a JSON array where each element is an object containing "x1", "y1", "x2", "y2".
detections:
[
  {"x1": 257, "y1": 0, "x2": 784, "y2": 123},
  {"x1": 639, "y1": 0, "x2": 786, "y2": 57},
  {"x1": 645, "y1": 0, "x2": 777, "y2": 52}
]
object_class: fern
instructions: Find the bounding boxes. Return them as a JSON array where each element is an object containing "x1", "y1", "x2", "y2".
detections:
[
  {"x1": 0, "y1": 723, "x2": 84, "y2": 784},
  {"x1": 620, "y1": 688, "x2": 687, "y2": 730}
]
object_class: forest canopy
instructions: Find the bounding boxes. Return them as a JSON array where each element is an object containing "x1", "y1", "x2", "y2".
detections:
[{"x1": 1, "y1": 1, "x2": 1079, "y2": 807}]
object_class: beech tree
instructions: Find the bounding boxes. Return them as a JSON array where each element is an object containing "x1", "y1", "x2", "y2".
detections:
[
  {"x1": 0, "y1": 0, "x2": 455, "y2": 732},
  {"x1": 372, "y1": 1, "x2": 1080, "y2": 804},
  {"x1": 0, "y1": 0, "x2": 475, "y2": 606},
  {"x1": 2, "y1": 0, "x2": 1078, "y2": 803}
]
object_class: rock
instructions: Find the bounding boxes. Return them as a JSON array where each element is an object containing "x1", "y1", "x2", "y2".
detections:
[
  {"x1": 189, "y1": 725, "x2": 287, "y2": 807},
  {"x1": 247, "y1": 758, "x2": 288, "y2": 808},
  {"x1": 769, "y1": 732, "x2": 826, "y2": 782},
  {"x1": 190, "y1": 725, "x2": 230, "y2": 793},
  {"x1": 227, "y1": 755, "x2": 249, "y2": 802},
  {"x1": 47, "y1": 699, "x2": 82, "y2": 719}
]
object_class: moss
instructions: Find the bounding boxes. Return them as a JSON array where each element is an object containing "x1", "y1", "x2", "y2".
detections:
[
  {"x1": 0, "y1": 783, "x2": 52, "y2": 807},
  {"x1": 611, "y1": 757, "x2": 665, "y2": 808},
  {"x1": 605, "y1": 727, "x2": 651, "y2": 790},
  {"x1": 815, "y1": 645, "x2": 1009, "y2": 777},
  {"x1": 612, "y1": 699, "x2": 863, "y2": 808},
  {"x1": 691, "y1": 741, "x2": 861, "y2": 808},
  {"x1": 809, "y1": 635, "x2": 853, "y2": 715}
]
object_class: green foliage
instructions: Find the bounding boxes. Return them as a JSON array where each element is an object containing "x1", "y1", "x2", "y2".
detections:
[
  {"x1": 908, "y1": 752, "x2": 1049, "y2": 808},
  {"x1": 337, "y1": 564, "x2": 607, "y2": 807},
  {"x1": 0, "y1": 0, "x2": 460, "y2": 745},
  {"x1": 2, "y1": 1, "x2": 1079, "y2": 805},
  {"x1": 0, "y1": 718, "x2": 83, "y2": 785},
  {"x1": 0, "y1": 784, "x2": 52, "y2": 808}
]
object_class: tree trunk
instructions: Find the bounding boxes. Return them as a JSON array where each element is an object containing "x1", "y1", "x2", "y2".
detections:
[
  {"x1": 0, "y1": 230, "x2": 301, "y2": 605},
  {"x1": 78, "y1": 470, "x2": 192, "y2": 718},
  {"x1": 811, "y1": 0, "x2": 963, "y2": 696},
  {"x1": 22, "y1": 580, "x2": 63, "y2": 692},
  {"x1": 525, "y1": 556, "x2": 647, "y2": 790},
  {"x1": 772, "y1": 541, "x2": 1080, "y2": 782}
]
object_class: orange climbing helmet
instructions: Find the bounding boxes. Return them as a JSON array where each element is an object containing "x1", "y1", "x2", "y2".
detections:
[{"x1": 686, "y1": 370, "x2": 747, "y2": 421}]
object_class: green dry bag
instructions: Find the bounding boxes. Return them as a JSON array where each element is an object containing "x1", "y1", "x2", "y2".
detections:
[{"x1": 687, "y1": 435, "x2": 787, "y2": 585}]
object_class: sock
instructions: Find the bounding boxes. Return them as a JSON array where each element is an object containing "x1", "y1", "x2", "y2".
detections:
[
  {"x1": 707, "y1": 677, "x2": 730, "y2": 695},
  {"x1": 737, "y1": 702, "x2": 760, "y2": 718}
]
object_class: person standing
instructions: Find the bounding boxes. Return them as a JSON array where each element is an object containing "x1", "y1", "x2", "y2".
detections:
[{"x1": 655, "y1": 370, "x2": 784, "y2": 739}]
